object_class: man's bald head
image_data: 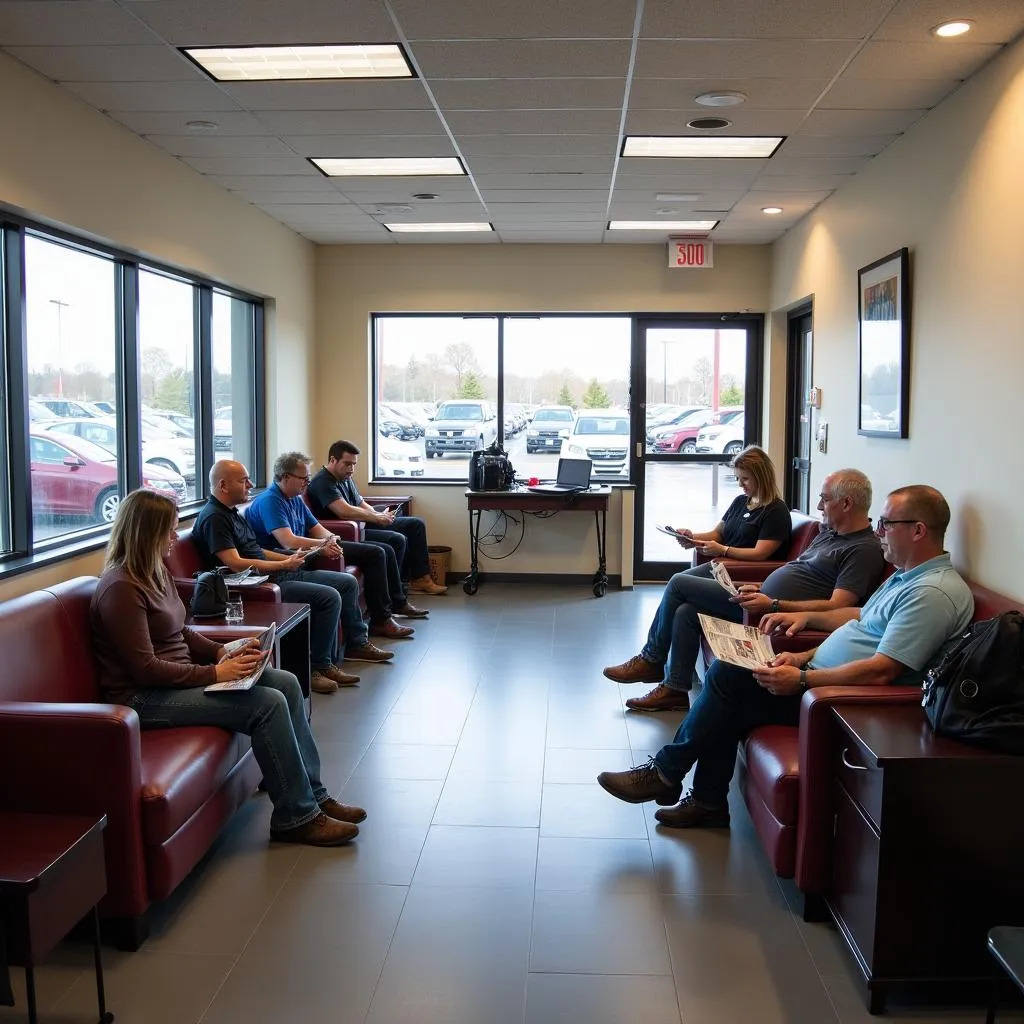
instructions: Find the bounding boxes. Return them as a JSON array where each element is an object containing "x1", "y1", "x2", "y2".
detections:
[{"x1": 209, "y1": 460, "x2": 251, "y2": 507}]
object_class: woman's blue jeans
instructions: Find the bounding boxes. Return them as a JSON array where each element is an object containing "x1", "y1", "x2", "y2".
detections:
[
  {"x1": 127, "y1": 667, "x2": 327, "y2": 832},
  {"x1": 640, "y1": 562, "x2": 743, "y2": 691}
]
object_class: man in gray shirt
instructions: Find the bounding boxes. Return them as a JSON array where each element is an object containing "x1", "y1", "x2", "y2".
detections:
[{"x1": 607, "y1": 468, "x2": 888, "y2": 712}]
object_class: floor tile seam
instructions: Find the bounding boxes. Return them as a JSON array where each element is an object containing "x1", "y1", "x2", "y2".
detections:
[
  {"x1": 20, "y1": 965, "x2": 88, "y2": 1015},
  {"x1": 347, "y1": 882, "x2": 415, "y2": 1024}
]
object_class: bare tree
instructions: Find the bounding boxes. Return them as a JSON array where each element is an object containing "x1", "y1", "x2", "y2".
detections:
[{"x1": 443, "y1": 343, "x2": 479, "y2": 392}]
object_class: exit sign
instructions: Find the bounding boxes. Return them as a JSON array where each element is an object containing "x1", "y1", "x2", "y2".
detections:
[{"x1": 668, "y1": 237, "x2": 714, "y2": 268}]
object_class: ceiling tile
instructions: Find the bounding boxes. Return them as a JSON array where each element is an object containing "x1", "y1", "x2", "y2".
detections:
[
  {"x1": 233, "y1": 190, "x2": 350, "y2": 205},
  {"x1": 474, "y1": 174, "x2": 612, "y2": 189},
  {"x1": 144, "y1": 134, "x2": 298, "y2": 158},
  {"x1": 446, "y1": 109, "x2": 621, "y2": 135},
  {"x1": 62, "y1": 80, "x2": 241, "y2": 111},
  {"x1": 458, "y1": 135, "x2": 617, "y2": 157},
  {"x1": 799, "y1": 107, "x2": 929, "y2": 134},
  {"x1": 843, "y1": 39, "x2": 1003, "y2": 79},
  {"x1": 874, "y1": 0, "x2": 1024, "y2": 44},
  {"x1": 628, "y1": 77, "x2": 829, "y2": 110},
  {"x1": 749, "y1": 173, "x2": 857, "y2": 191},
  {"x1": 282, "y1": 135, "x2": 457, "y2": 157},
  {"x1": 411, "y1": 40, "x2": 632, "y2": 79},
  {"x1": 633, "y1": 39, "x2": 857, "y2": 79},
  {"x1": 124, "y1": 0, "x2": 397, "y2": 46},
  {"x1": 641, "y1": 0, "x2": 895, "y2": 39},
  {"x1": 255, "y1": 108, "x2": 446, "y2": 135},
  {"x1": 778, "y1": 133, "x2": 899, "y2": 156},
  {"x1": 496, "y1": 228, "x2": 605, "y2": 242},
  {"x1": 180, "y1": 155, "x2": 322, "y2": 175},
  {"x1": 765, "y1": 154, "x2": 875, "y2": 175},
  {"x1": 217, "y1": 80, "x2": 431, "y2": 111},
  {"x1": 205, "y1": 174, "x2": 340, "y2": 192},
  {"x1": 820, "y1": 76, "x2": 962, "y2": 109},
  {"x1": 0, "y1": 1, "x2": 156, "y2": 44},
  {"x1": 479, "y1": 189, "x2": 610, "y2": 204},
  {"x1": 624, "y1": 108, "x2": 801, "y2": 135},
  {"x1": 331, "y1": 181, "x2": 480, "y2": 199},
  {"x1": 104, "y1": 109, "x2": 274, "y2": 135},
  {"x1": 4, "y1": 44, "x2": 198, "y2": 82},
  {"x1": 391, "y1": 0, "x2": 636, "y2": 40},
  {"x1": 430, "y1": 78, "x2": 627, "y2": 110}
]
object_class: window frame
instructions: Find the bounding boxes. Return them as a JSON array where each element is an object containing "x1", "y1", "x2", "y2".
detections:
[{"x1": 0, "y1": 212, "x2": 265, "y2": 580}]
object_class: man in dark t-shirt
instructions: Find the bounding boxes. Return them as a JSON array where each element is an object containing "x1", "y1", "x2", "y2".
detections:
[
  {"x1": 308, "y1": 439, "x2": 446, "y2": 597},
  {"x1": 605, "y1": 469, "x2": 886, "y2": 712}
]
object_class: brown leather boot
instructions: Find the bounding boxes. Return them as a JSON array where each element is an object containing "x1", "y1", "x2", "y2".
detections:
[
  {"x1": 319, "y1": 797, "x2": 367, "y2": 824},
  {"x1": 603, "y1": 654, "x2": 664, "y2": 684},
  {"x1": 597, "y1": 757, "x2": 683, "y2": 805},
  {"x1": 655, "y1": 793, "x2": 731, "y2": 829},
  {"x1": 369, "y1": 617, "x2": 415, "y2": 639},
  {"x1": 324, "y1": 664, "x2": 360, "y2": 686},
  {"x1": 345, "y1": 642, "x2": 395, "y2": 663},
  {"x1": 625, "y1": 683, "x2": 691, "y2": 713},
  {"x1": 393, "y1": 601, "x2": 429, "y2": 618},
  {"x1": 311, "y1": 670, "x2": 338, "y2": 694},
  {"x1": 271, "y1": 812, "x2": 358, "y2": 846}
]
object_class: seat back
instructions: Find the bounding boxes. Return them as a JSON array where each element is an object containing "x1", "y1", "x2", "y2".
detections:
[
  {"x1": 0, "y1": 576, "x2": 101, "y2": 702},
  {"x1": 968, "y1": 579, "x2": 1020, "y2": 622},
  {"x1": 784, "y1": 512, "x2": 821, "y2": 560},
  {"x1": 164, "y1": 523, "x2": 208, "y2": 579},
  {"x1": 301, "y1": 490, "x2": 364, "y2": 540}
]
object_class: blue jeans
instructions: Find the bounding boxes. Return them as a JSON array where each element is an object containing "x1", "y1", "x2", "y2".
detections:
[
  {"x1": 366, "y1": 515, "x2": 430, "y2": 579},
  {"x1": 654, "y1": 660, "x2": 802, "y2": 806},
  {"x1": 275, "y1": 569, "x2": 367, "y2": 669},
  {"x1": 641, "y1": 562, "x2": 743, "y2": 691},
  {"x1": 127, "y1": 667, "x2": 327, "y2": 832}
]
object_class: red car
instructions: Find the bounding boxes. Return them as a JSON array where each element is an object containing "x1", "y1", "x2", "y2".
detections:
[
  {"x1": 652, "y1": 407, "x2": 744, "y2": 454},
  {"x1": 31, "y1": 429, "x2": 186, "y2": 524}
]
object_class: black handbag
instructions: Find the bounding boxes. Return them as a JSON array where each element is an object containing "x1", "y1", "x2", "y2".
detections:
[
  {"x1": 190, "y1": 567, "x2": 230, "y2": 619},
  {"x1": 921, "y1": 610, "x2": 1024, "y2": 754}
]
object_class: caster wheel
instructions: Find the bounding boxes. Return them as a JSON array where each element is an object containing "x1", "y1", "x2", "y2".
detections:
[
  {"x1": 100, "y1": 1013, "x2": 115, "y2": 1023},
  {"x1": 463, "y1": 579, "x2": 479, "y2": 595},
  {"x1": 593, "y1": 582, "x2": 607, "y2": 598}
]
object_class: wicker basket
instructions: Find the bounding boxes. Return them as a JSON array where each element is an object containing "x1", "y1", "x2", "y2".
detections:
[{"x1": 427, "y1": 545, "x2": 452, "y2": 586}]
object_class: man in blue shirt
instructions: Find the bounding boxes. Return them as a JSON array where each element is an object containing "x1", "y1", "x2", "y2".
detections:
[{"x1": 597, "y1": 485, "x2": 974, "y2": 828}]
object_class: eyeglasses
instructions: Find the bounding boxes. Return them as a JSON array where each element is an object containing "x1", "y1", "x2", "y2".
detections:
[
  {"x1": 818, "y1": 493, "x2": 834, "y2": 503},
  {"x1": 284, "y1": 473, "x2": 309, "y2": 486},
  {"x1": 875, "y1": 517, "x2": 919, "y2": 532}
]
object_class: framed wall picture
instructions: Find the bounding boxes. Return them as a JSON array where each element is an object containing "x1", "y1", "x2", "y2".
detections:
[{"x1": 858, "y1": 247, "x2": 910, "y2": 438}]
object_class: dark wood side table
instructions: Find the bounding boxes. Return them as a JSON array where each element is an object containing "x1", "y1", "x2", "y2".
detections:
[
  {"x1": 0, "y1": 812, "x2": 113, "y2": 1024},
  {"x1": 827, "y1": 705, "x2": 1024, "y2": 1014}
]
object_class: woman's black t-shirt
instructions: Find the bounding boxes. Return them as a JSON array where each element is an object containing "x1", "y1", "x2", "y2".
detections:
[{"x1": 719, "y1": 495, "x2": 791, "y2": 551}]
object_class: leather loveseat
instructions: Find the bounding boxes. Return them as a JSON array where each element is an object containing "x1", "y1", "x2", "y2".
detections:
[{"x1": 0, "y1": 576, "x2": 260, "y2": 950}]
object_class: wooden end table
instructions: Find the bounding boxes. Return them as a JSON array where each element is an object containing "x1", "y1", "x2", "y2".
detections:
[{"x1": 0, "y1": 812, "x2": 113, "y2": 1024}]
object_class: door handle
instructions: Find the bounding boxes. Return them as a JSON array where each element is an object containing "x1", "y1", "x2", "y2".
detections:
[
  {"x1": 636, "y1": 442, "x2": 643, "y2": 459},
  {"x1": 840, "y1": 747, "x2": 869, "y2": 772}
]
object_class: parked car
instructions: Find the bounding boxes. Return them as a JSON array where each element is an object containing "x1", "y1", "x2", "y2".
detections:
[
  {"x1": 644, "y1": 404, "x2": 710, "y2": 446},
  {"x1": 861, "y1": 404, "x2": 898, "y2": 432},
  {"x1": 376, "y1": 433, "x2": 426, "y2": 478},
  {"x1": 525, "y1": 405, "x2": 576, "y2": 453},
  {"x1": 35, "y1": 397, "x2": 103, "y2": 419},
  {"x1": 379, "y1": 404, "x2": 424, "y2": 441},
  {"x1": 425, "y1": 399, "x2": 498, "y2": 457},
  {"x1": 31, "y1": 429, "x2": 185, "y2": 524},
  {"x1": 562, "y1": 410, "x2": 629, "y2": 475},
  {"x1": 651, "y1": 407, "x2": 714, "y2": 453},
  {"x1": 695, "y1": 408, "x2": 747, "y2": 455},
  {"x1": 48, "y1": 416, "x2": 196, "y2": 484},
  {"x1": 91, "y1": 401, "x2": 116, "y2": 416},
  {"x1": 29, "y1": 399, "x2": 58, "y2": 424},
  {"x1": 214, "y1": 406, "x2": 233, "y2": 452}
]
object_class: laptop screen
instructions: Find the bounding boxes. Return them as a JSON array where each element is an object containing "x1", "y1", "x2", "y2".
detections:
[{"x1": 555, "y1": 458, "x2": 592, "y2": 488}]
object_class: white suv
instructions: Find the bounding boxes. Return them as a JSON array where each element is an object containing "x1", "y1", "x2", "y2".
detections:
[
  {"x1": 695, "y1": 409, "x2": 746, "y2": 456},
  {"x1": 562, "y1": 409, "x2": 629, "y2": 476},
  {"x1": 526, "y1": 405, "x2": 576, "y2": 453},
  {"x1": 425, "y1": 400, "x2": 498, "y2": 458}
]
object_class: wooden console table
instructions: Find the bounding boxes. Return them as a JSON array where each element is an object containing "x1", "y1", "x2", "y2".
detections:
[
  {"x1": 0, "y1": 812, "x2": 113, "y2": 1024},
  {"x1": 828, "y1": 705, "x2": 1024, "y2": 1014},
  {"x1": 464, "y1": 486, "x2": 611, "y2": 597}
]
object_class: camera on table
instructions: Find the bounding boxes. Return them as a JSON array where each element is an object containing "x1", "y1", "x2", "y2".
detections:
[{"x1": 469, "y1": 443, "x2": 516, "y2": 491}]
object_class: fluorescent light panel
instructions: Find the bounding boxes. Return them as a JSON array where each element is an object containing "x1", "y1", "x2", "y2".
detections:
[
  {"x1": 311, "y1": 157, "x2": 465, "y2": 177},
  {"x1": 182, "y1": 44, "x2": 413, "y2": 81},
  {"x1": 385, "y1": 223, "x2": 493, "y2": 233},
  {"x1": 623, "y1": 136, "x2": 784, "y2": 159},
  {"x1": 608, "y1": 220, "x2": 718, "y2": 231}
]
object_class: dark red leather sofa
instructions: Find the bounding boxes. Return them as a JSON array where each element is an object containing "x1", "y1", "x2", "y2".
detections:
[{"x1": 0, "y1": 576, "x2": 259, "y2": 950}]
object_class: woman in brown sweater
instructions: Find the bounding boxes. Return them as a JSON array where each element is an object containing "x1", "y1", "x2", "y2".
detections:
[{"x1": 91, "y1": 489, "x2": 364, "y2": 847}]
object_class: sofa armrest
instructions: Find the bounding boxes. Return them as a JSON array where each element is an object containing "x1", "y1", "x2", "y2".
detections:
[
  {"x1": 691, "y1": 551, "x2": 785, "y2": 581},
  {"x1": 318, "y1": 519, "x2": 363, "y2": 541},
  {"x1": 794, "y1": 685, "x2": 923, "y2": 895},
  {"x1": 0, "y1": 701, "x2": 149, "y2": 917},
  {"x1": 173, "y1": 576, "x2": 282, "y2": 604},
  {"x1": 366, "y1": 495, "x2": 412, "y2": 516}
]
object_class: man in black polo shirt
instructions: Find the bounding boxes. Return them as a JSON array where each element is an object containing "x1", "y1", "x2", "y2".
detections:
[
  {"x1": 307, "y1": 439, "x2": 446, "y2": 597},
  {"x1": 192, "y1": 460, "x2": 393, "y2": 695}
]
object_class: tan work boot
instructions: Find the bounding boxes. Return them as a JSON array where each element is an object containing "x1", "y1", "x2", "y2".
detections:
[
  {"x1": 311, "y1": 670, "x2": 338, "y2": 694},
  {"x1": 271, "y1": 811, "x2": 358, "y2": 846},
  {"x1": 319, "y1": 797, "x2": 368, "y2": 824},
  {"x1": 603, "y1": 654, "x2": 664, "y2": 684},
  {"x1": 409, "y1": 574, "x2": 447, "y2": 595},
  {"x1": 324, "y1": 664, "x2": 360, "y2": 686}
]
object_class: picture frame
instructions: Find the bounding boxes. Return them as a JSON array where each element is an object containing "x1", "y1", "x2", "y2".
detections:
[{"x1": 857, "y1": 247, "x2": 910, "y2": 438}]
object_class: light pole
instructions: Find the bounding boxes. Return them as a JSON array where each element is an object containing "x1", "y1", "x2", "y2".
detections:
[
  {"x1": 662, "y1": 339, "x2": 669, "y2": 403},
  {"x1": 49, "y1": 298, "x2": 70, "y2": 398}
]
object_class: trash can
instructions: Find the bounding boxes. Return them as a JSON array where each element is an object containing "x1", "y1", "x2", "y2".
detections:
[{"x1": 427, "y1": 545, "x2": 452, "y2": 587}]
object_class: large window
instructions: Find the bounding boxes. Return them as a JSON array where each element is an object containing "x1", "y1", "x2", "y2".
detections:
[
  {"x1": 0, "y1": 217, "x2": 264, "y2": 569},
  {"x1": 372, "y1": 314, "x2": 631, "y2": 482}
]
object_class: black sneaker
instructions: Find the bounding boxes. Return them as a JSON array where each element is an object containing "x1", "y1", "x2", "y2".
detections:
[
  {"x1": 655, "y1": 792, "x2": 731, "y2": 829},
  {"x1": 597, "y1": 757, "x2": 682, "y2": 805}
]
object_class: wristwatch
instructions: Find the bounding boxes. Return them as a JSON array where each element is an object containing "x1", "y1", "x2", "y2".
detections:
[
  {"x1": 798, "y1": 669, "x2": 809, "y2": 689},
  {"x1": 770, "y1": 599, "x2": 780, "y2": 613}
]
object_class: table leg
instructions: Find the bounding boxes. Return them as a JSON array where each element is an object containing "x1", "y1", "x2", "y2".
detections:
[
  {"x1": 464, "y1": 508, "x2": 480, "y2": 595},
  {"x1": 278, "y1": 617, "x2": 311, "y2": 702},
  {"x1": 591, "y1": 507, "x2": 608, "y2": 597},
  {"x1": 92, "y1": 906, "x2": 114, "y2": 1023},
  {"x1": 24, "y1": 964, "x2": 37, "y2": 1024}
]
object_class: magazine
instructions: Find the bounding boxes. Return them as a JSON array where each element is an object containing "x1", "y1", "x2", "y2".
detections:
[
  {"x1": 283, "y1": 536, "x2": 332, "y2": 560},
  {"x1": 206, "y1": 623, "x2": 277, "y2": 692},
  {"x1": 655, "y1": 524, "x2": 690, "y2": 538},
  {"x1": 710, "y1": 560, "x2": 740, "y2": 596},
  {"x1": 698, "y1": 613, "x2": 775, "y2": 670},
  {"x1": 223, "y1": 567, "x2": 270, "y2": 586}
]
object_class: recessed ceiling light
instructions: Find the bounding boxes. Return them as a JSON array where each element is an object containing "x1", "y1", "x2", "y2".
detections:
[
  {"x1": 695, "y1": 91, "x2": 747, "y2": 107},
  {"x1": 931, "y1": 19, "x2": 973, "y2": 37},
  {"x1": 608, "y1": 220, "x2": 718, "y2": 231},
  {"x1": 185, "y1": 119, "x2": 219, "y2": 132},
  {"x1": 687, "y1": 117, "x2": 732, "y2": 131},
  {"x1": 655, "y1": 193, "x2": 702, "y2": 202},
  {"x1": 412, "y1": 193, "x2": 439, "y2": 200},
  {"x1": 311, "y1": 157, "x2": 465, "y2": 177},
  {"x1": 181, "y1": 43, "x2": 413, "y2": 82},
  {"x1": 762, "y1": 206, "x2": 784, "y2": 215},
  {"x1": 623, "y1": 136, "x2": 784, "y2": 159},
  {"x1": 384, "y1": 222, "x2": 493, "y2": 233}
]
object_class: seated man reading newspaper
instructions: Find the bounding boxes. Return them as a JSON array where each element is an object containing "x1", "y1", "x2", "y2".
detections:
[{"x1": 597, "y1": 485, "x2": 973, "y2": 828}]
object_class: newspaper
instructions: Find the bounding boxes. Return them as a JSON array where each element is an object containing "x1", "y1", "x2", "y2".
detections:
[
  {"x1": 206, "y1": 623, "x2": 277, "y2": 692},
  {"x1": 223, "y1": 568, "x2": 270, "y2": 586},
  {"x1": 710, "y1": 560, "x2": 740, "y2": 596},
  {"x1": 698, "y1": 613, "x2": 775, "y2": 670}
]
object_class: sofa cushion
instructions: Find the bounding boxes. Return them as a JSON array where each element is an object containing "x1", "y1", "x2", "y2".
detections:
[
  {"x1": 744, "y1": 725, "x2": 801, "y2": 825},
  {"x1": 139, "y1": 727, "x2": 248, "y2": 845}
]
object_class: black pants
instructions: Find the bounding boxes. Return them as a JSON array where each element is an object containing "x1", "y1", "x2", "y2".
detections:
[
  {"x1": 340, "y1": 539, "x2": 406, "y2": 619},
  {"x1": 366, "y1": 515, "x2": 430, "y2": 580}
]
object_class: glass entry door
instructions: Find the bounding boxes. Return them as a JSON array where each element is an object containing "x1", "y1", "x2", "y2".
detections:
[{"x1": 631, "y1": 317, "x2": 763, "y2": 581}]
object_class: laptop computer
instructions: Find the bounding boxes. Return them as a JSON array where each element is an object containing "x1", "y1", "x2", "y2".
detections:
[{"x1": 526, "y1": 457, "x2": 593, "y2": 494}]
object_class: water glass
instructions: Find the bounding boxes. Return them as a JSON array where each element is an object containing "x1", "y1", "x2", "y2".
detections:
[{"x1": 225, "y1": 597, "x2": 244, "y2": 624}]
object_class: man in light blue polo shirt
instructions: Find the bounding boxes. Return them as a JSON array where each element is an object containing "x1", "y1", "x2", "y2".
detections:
[{"x1": 596, "y1": 485, "x2": 974, "y2": 828}]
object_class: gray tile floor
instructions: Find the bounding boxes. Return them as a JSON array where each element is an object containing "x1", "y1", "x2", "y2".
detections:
[{"x1": 4, "y1": 584, "x2": 1020, "y2": 1024}]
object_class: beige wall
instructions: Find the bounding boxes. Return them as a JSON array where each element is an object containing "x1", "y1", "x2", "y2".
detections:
[
  {"x1": 771, "y1": 32, "x2": 1024, "y2": 599},
  {"x1": 0, "y1": 52, "x2": 315, "y2": 601},
  {"x1": 315, "y1": 243, "x2": 772, "y2": 576}
]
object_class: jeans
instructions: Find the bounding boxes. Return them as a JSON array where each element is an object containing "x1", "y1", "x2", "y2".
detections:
[
  {"x1": 340, "y1": 539, "x2": 406, "y2": 618},
  {"x1": 127, "y1": 667, "x2": 327, "y2": 832},
  {"x1": 641, "y1": 562, "x2": 743, "y2": 691},
  {"x1": 366, "y1": 515, "x2": 430, "y2": 579},
  {"x1": 275, "y1": 569, "x2": 367, "y2": 668},
  {"x1": 654, "y1": 660, "x2": 802, "y2": 806}
]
